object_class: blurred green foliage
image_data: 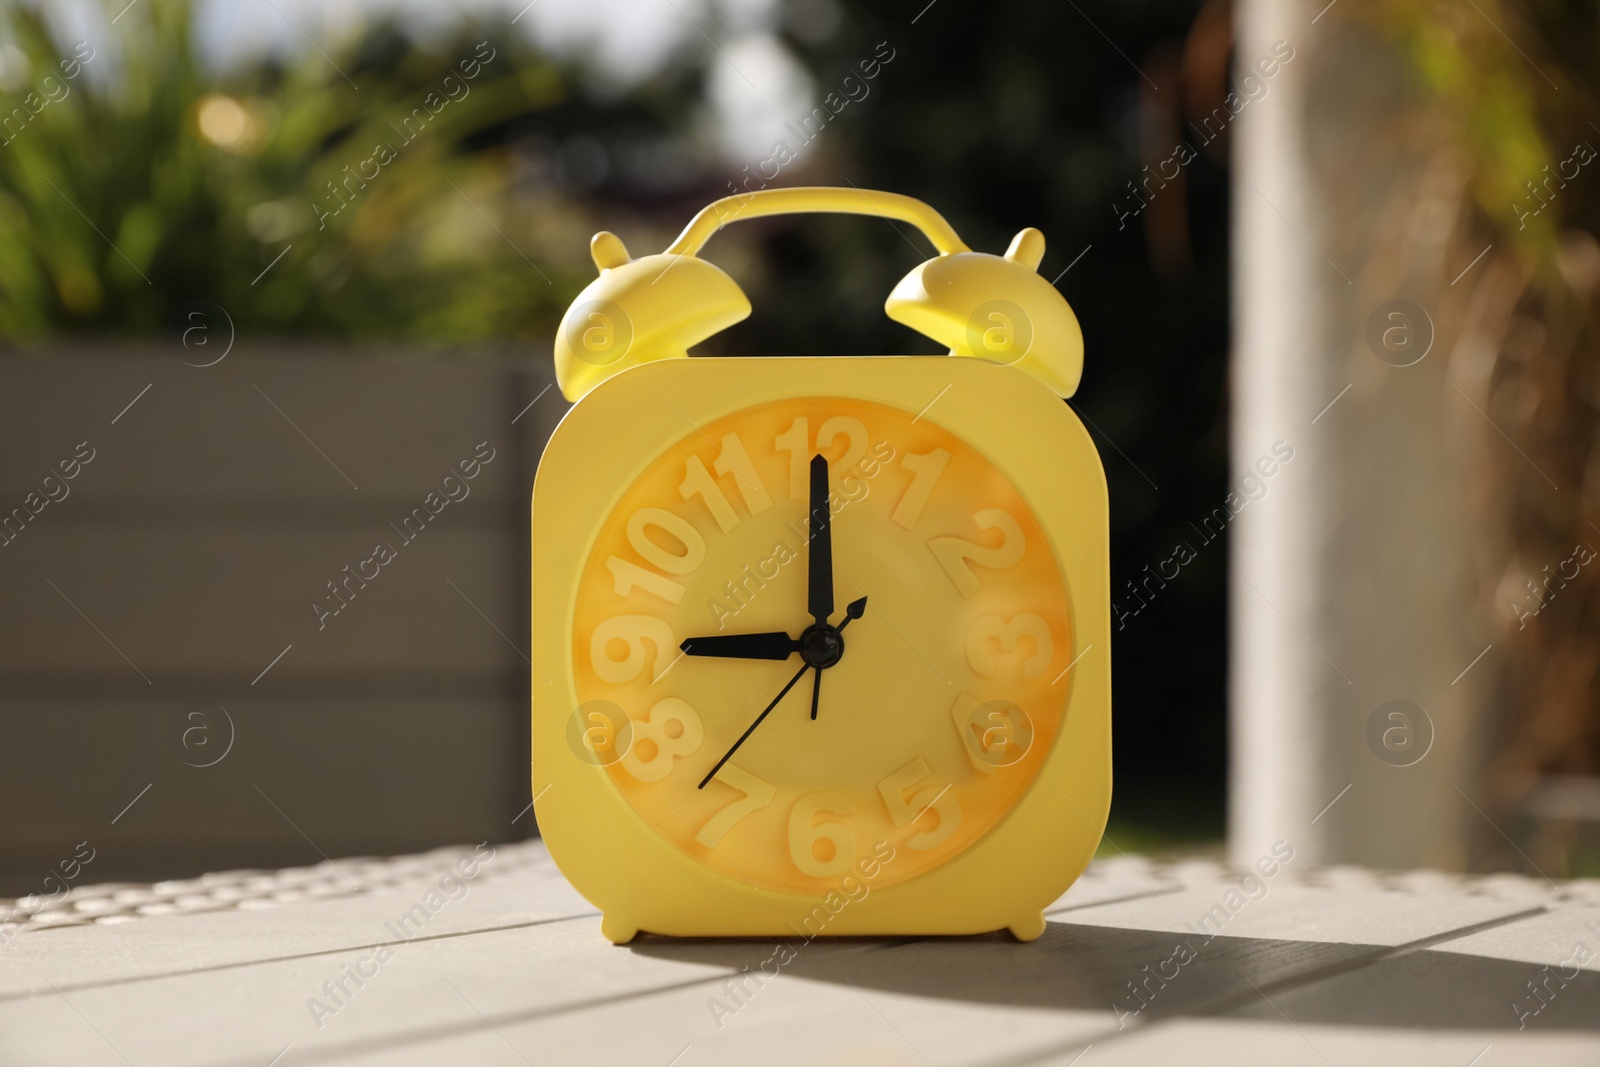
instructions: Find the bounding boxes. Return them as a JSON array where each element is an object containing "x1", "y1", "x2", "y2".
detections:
[
  {"x1": 1352, "y1": 0, "x2": 1577, "y2": 257},
  {"x1": 0, "y1": 0, "x2": 707, "y2": 343}
]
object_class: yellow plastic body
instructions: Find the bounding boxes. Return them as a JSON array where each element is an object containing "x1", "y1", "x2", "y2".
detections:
[
  {"x1": 553, "y1": 187, "x2": 1084, "y2": 403},
  {"x1": 531, "y1": 356, "x2": 1111, "y2": 943}
]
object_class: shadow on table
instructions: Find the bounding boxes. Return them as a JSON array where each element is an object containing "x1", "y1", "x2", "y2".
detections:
[{"x1": 629, "y1": 918, "x2": 1600, "y2": 1034}]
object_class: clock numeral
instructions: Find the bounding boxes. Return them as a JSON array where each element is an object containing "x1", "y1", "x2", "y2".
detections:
[
  {"x1": 775, "y1": 416, "x2": 868, "y2": 500},
  {"x1": 929, "y1": 508, "x2": 1025, "y2": 597},
  {"x1": 679, "y1": 457, "x2": 737, "y2": 533},
  {"x1": 697, "y1": 764, "x2": 777, "y2": 847},
  {"x1": 774, "y1": 418, "x2": 808, "y2": 499},
  {"x1": 605, "y1": 556, "x2": 685, "y2": 605},
  {"x1": 878, "y1": 758, "x2": 961, "y2": 851},
  {"x1": 606, "y1": 504, "x2": 709, "y2": 607},
  {"x1": 966, "y1": 613, "x2": 1053, "y2": 679},
  {"x1": 787, "y1": 791, "x2": 857, "y2": 877},
  {"x1": 714, "y1": 432, "x2": 773, "y2": 516},
  {"x1": 679, "y1": 433, "x2": 773, "y2": 534},
  {"x1": 892, "y1": 448, "x2": 951, "y2": 529},
  {"x1": 590, "y1": 615, "x2": 676, "y2": 685},
  {"x1": 619, "y1": 698, "x2": 704, "y2": 783},
  {"x1": 818, "y1": 416, "x2": 868, "y2": 474},
  {"x1": 627, "y1": 507, "x2": 705, "y2": 574}
]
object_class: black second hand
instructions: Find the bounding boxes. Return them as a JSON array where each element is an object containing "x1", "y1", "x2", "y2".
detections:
[{"x1": 698, "y1": 662, "x2": 811, "y2": 790}]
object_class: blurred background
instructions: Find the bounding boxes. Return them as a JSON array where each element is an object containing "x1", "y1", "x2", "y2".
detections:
[{"x1": 0, "y1": 0, "x2": 1595, "y2": 893}]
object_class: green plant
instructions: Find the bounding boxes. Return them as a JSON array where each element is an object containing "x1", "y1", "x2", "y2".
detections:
[{"x1": 0, "y1": 0, "x2": 615, "y2": 344}]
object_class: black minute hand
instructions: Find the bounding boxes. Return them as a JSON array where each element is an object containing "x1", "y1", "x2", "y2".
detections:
[
  {"x1": 808, "y1": 453, "x2": 833, "y2": 627},
  {"x1": 680, "y1": 632, "x2": 798, "y2": 660}
]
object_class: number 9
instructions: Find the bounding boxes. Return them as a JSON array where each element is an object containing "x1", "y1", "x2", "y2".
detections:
[{"x1": 590, "y1": 615, "x2": 675, "y2": 684}]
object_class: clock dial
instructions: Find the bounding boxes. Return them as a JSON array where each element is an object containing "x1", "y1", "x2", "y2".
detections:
[{"x1": 570, "y1": 396, "x2": 1073, "y2": 893}]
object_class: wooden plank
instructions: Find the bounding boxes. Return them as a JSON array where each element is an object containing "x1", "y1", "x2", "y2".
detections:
[
  {"x1": 297, "y1": 879, "x2": 1543, "y2": 1066},
  {"x1": 1038, "y1": 1018, "x2": 1600, "y2": 1067},
  {"x1": 0, "y1": 845, "x2": 587, "y2": 1000},
  {"x1": 1211, "y1": 905, "x2": 1600, "y2": 1034},
  {"x1": 1028, "y1": 902, "x2": 1600, "y2": 1064},
  {"x1": 0, "y1": 856, "x2": 1541, "y2": 1067},
  {"x1": 10, "y1": 841, "x2": 1588, "y2": 1067},
  {"x1": 2, "y1": 913, "x2": 855, "y2": 1066},
  {"x1": 0, "y1": 845, "x2": 1157, "y2": 998},
  {"x1": 0, "y1": 849, "x2": 1166, "y2": 1066},
  {"x1": 1428, "y1": 902, "x2": 1600, "y2": 969},
  {"x1": 1036, "y1": 875, "x2": 1532, "y2": 946}
]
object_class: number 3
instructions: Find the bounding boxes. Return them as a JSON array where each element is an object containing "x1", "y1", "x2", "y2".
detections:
[{"x1": 966, "y1": 613, "x2": 1053, "y2": 679}]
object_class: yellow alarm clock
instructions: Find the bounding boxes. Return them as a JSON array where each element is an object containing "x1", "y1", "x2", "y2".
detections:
[{"x1": 531, "y1": 187, "x2": 1110, "y2": 943}]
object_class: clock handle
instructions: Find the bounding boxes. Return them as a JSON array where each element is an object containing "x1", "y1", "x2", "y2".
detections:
[
  {"x1": 553, "y1": 186, "x2": 1084, "y2": 403},
  {"x1": 663, "y1": 187, "x2": 971, "y2": 257}
]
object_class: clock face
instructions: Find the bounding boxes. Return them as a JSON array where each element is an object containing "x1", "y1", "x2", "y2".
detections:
[{"x1": 569, "y1": 395, "x2": 1073, "y2": 893}]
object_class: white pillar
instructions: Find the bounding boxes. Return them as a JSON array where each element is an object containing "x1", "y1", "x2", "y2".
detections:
[
  {"x1": 1230, "y1": 0, "x2": 1339, "y2": 867},
  {"x1": 1230, "y1": 0, "x2": 1498, "y2": 871}
]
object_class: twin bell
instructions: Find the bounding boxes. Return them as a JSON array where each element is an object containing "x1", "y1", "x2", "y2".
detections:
[{"x1": 553, "y1": 187, "x2": 1084, "y2": 403}]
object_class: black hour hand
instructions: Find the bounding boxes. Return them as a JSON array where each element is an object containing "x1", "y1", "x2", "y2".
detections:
[
  {"x1": 808, "y1": 453, "x2": 834, "y2": 626},
  {"x1": 680, "y1": 632, "x2": 798, "y2": 661}
]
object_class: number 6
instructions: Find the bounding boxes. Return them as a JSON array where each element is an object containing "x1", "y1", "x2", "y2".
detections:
[{"x1": 787, "y1": 792, "x2": 856, "y2": 877}]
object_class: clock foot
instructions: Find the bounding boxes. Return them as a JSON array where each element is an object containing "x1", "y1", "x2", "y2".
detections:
[
  {"x1": 601, "y1": 914, "x2": 639, "y2": 945},
  {"x1": 1007, "y1": 912, "x2": 1047, "y2": 942}
]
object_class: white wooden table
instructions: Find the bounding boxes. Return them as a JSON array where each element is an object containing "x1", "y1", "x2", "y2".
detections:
[{"x1": 4, "y1": 841, "x2": 1598, "y2": 1065}]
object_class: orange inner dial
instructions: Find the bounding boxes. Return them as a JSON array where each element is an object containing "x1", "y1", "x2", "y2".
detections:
[{"x1": 570, "y1": 396, "x2": 1073, "y2": 894}]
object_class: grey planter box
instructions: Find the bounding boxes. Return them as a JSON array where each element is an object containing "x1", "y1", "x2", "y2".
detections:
[{"x1": 0, "y1": 345, "x2": 563, "y2": 892}]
